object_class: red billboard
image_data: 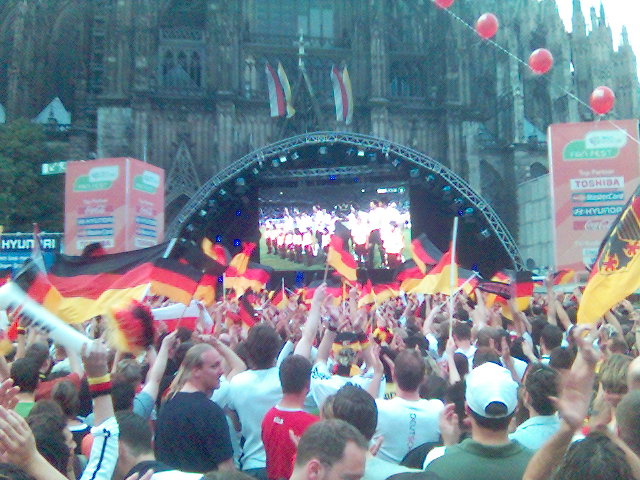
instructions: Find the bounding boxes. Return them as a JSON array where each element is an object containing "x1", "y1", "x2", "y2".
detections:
[
  {"x1": 64, "y1": 158, "x2": 164, "y2": 255},
  {"x1": 549, "y1": 119, "x2": 640, "y2": 272}
]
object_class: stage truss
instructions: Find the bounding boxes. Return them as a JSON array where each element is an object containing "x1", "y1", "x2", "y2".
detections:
[{"x1": 166, "y1": 131, "x2": 525, "y2": 270}]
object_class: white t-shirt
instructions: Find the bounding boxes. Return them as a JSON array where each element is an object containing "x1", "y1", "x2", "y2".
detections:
[
  {"x1": 310, "y1": 361, "x2": 386, "y2": 409},
  {"x1": 374, "y1": 396, "x2": 444, "y2": 464},
  {"x1": 226, "y1": 367, "x2": 282, "y2": 470}
]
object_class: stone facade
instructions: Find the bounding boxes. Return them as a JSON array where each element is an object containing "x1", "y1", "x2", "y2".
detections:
[{"x1": 1, "y1": 0, "x2": 638, "y2": 266}]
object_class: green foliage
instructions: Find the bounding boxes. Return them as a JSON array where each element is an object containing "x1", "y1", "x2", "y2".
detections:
[{"x1": 0, "y1": 120, "x2": 64, "y2": 232}]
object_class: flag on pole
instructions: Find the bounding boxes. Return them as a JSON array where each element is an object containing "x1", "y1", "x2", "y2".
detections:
[
  {"x1": 277, "y1": 62, "x2": 295, "y2": 118},
  {"x1": 578, "y1": 188, "x2": 640, "y2": 324},
  {"x1": 331, "y1": 64, "x2": 353, "y2": 124},
  {"x1": 327, "y1": 235, "x2": 357, "y2": 282},
  {"x1": 265, "y1": 62, "x2": 295, "y2": 118},
  {"x1": 271, "y1": 287, "x2": 289, "y2": 310},
  {"x1": 410, "y1": 246, "x2": 458, "y2": 295},
  {"x1": 201, "y1": 238, "x2": 230, "y2": 269},
  {"x1": 358, "y1": 279, "x2": 375, "y2": 308},
  {"x1": 394, "y1": 260, "x2": 425, "y2": 292},
  {"x1": 226, "y1": 242, "x2": 256, "y2": 278},
  {"x1": 410, "y1": 234, "x2": 442, "y2": 274},
  {"x1": 553, "y1": 269, "x2": 575, "y2": 285}
]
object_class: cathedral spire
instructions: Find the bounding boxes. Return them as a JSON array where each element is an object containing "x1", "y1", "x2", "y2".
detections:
[
  {"x1": 571, "y1": 0, "x2": 586, "y2": 36},
  {"x1": 599, "y1": 2, "x2": 606, "y2": 26},
  {"x1": 621, "y1": 25, "x2": 630, "y2": 46}
]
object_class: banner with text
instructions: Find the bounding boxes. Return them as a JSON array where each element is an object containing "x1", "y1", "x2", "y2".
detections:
[
  {"x1": 549, "y1": 119, "x2": 640, "y2": 271},
  {"x1": 64, "y1": 158, "x2": 164, "y2": 255},
  {"x1": 0, "y1": 233, "x2": 63, "y2": 272}
]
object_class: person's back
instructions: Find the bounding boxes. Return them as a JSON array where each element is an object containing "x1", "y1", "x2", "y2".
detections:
[{"x1": 228, "y1": 325, "x2": 283, "y2": 473}]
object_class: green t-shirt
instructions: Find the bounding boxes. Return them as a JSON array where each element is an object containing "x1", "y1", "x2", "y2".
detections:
[{"x1": 425, "y1": 438, "x2": 534, "y2": 480}]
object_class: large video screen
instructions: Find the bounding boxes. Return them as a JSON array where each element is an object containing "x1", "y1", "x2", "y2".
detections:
[{"x1": 259, "y1": 183, "x2": 411, "y2": 270}]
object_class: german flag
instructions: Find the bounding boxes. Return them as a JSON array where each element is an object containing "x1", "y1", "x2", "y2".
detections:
[
  {"x1": 372, "y1": 282, "x2": 400, "y2": 305},
  {"x1": 303, "y1": 279, "x2": 342, "y2": 306},
  {"x1": 358, "y1": 279, "x2": 375, "y2": 308},
  {"x1": 553, "y1": 269, "x2": 575, "y2": 285},
  {"x1": 458, "y1": 268, "x2": 479, "y2": 295},
  {"x1": 483, "y1": 271, "x2": 511, "y2": 308},
  {"x1": 410, "y1": 234, "x2": 443, "y2": 274},
  {"x1": 238, "y1": 295, "x2": 257, "y2": 330},
  {"x1": 410, "y1": 246, "x2": 457, "y2": 295},
  {"x1": 226, "y1": 261, "x2": 272, "y2": 295},
  {"x1": 16, "y1": 243, "x2": 203, "y2": 324},
  {"x1": 327, "y1": 235, "x2": 357, "y2": 282},
  {"x1": 578, "y1": 188, "x2": 640, "y2": 324},
  {"x1": 226, "y1": 242, "x2": 256, "y2": 278},
  {"x1": 201, "y1": 238, "x2": 230, "y2": 269},
  {"x1": 13, "y1": 262, "x2": 64, "y2": 318},
  {"x1": 394, "y1": 260, "x2": 425, "y2": 293},
  {"x1": 194, "y1": 273, "x2": 218, "y2": 307},
  {"x1": 271, "y1": 288, "x2": 288, "y2": 310}
]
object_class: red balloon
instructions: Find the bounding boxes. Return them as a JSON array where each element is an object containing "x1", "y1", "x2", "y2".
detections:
[
  {"x1": 528, "y1": 48, "x2": 554, "y2": 75},
  {"x1": 475, "y1": 13, "x2": 499, "y2": 39},
  {"x1": 590, "y1": 86, "x2": 616, "y2": 115},
  {"x1": 434, "y1": 0, "x2": 455, "y2": 8}
]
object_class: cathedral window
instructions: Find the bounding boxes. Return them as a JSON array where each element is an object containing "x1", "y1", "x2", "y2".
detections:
[{"x1": 158, "y1": 28, "x2": 205, "y2": 93}]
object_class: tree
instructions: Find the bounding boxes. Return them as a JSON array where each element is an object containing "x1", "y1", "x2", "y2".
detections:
[{"x1": 0, "y1": 120, "x2": 64, "y2": 232}]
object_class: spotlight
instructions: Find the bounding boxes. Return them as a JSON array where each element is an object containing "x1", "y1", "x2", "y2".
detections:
[
  {"x1": 252, "y1": 167, "x2": 259, "y2": 175},
  {"x1": 457, "y1": 209, "x2": 464, "y2": 216},
  {"x1": 442, "y1": 185, "x2": 451, "y2": 194},
  {"x1": 329, "y1": 175, "x2": 336, "y2": 181},
  {"x1": 279, "y1": 155, "x2": 287, "y2": 163},
  {"x1": 235, "y1": 209, "x2": 242, "y2": 216},
  {"x1": 453, "y1": 197, "x2": 463, "y2": 206},
  {"x1": 215, "y1": 235, "x2": 222, "y2": 242},
  {"x1": 409, "y1": 168, "x2": 420, "y2": 178},
  {"x1": 236, "y1": 177, "x2": 246, "y2": 186},
  {"x1": 354, "y1": 177, "x2": 360, "y2": 183},
  {"x1": 464, "y1": 207, "x2": 474, "y2": 216},
  {"x1": 198, "y1": 209, "x2": 207, "y2": 217},
  {"x1": 318, "y1": 146, "x2": 328, "y2": 155},
  {"x1": 291, "y1": 152, "x2": 300, "y2": 160},
  {"x1": 233, "y1": 239, "x2": 241, "y2": 246},
  {"x1": 272, "y1": 158, "x2": 280, "y2": 168},
  {"x1": 391, "y1": 158, "x2": 401, "y2": 168},
  {"x1": 185, "y1": 224, "x2": 196, "y2": 233},
  {"x1": 357, "y1": 149, "x2": 365, "y2": 157},
  {"x1": 346, "y1": 148, "x2": 356, "y2": 156},
  {"x1": 207, "y1": 199, "x2": 217, "y2": 208},
  {"x1": 367, "y1": 152, "x2": 377, "y2": 161},
  {"x1": 479, "y1": 228, "x2": 491, "y2": 239},
  {"x1": 219, "y1": 189, "x2": 227, "y2": 196}
]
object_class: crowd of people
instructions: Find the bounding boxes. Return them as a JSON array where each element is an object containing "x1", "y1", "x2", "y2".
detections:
[
  {"x1": 260, "y1": 201, "x2": 410, "y2": 268},
  {"x1": 0, "y1": 272, "x2": 640, "y2": 480}
]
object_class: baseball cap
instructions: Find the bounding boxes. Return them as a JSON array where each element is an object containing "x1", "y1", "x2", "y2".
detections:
[{"x1": 466, "y1": 362, "x2": 518, "y2": 418}]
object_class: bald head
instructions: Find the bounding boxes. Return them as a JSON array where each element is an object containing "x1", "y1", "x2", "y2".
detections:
[{"x1": 627, "y1": 356, "x2": 640, "y2": 391}]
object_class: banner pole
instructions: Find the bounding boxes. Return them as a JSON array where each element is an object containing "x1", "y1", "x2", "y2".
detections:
[{"x1": 449, "y1": 217, "x2": 459, "y2": 338}]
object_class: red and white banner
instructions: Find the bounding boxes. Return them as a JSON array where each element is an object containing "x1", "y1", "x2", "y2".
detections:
[
  {"x1": 548, "y1": 119, "x2": 640, "y2": 272},
  {"x1": 331, "y1": 65, "x2": 353, "y2": 124},
  {"x1": 265, "y1": 62, "x2": 294, "y2": 118},
  {"x1": 152, "y1": 300, "x2": 213, "y2": 333}
]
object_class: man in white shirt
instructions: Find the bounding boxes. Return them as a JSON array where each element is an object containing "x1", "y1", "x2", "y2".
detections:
[{"x1": 375, "y1": 349, "x2": 444, "y2": 464}]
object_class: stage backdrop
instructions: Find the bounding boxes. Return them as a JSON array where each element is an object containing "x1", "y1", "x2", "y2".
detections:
[
  {"x1": 64, "y1": 158, "x2": 164, "y2": 255},
  {"x1": 549, "y1": 119, "x2": 640, "y2": 272}
]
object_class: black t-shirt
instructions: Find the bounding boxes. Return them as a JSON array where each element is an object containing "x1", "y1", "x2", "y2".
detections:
[
  {"x1": 124, "y1": 460, "x2": 173, "y2": 479},
  {"x1": 155, "y1": 391, "x2": 233, "y2": 473}
]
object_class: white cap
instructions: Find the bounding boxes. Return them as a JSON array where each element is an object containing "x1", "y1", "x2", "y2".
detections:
[{"x1": 466, "y1": 362, "x2": 518, "y2": 418}]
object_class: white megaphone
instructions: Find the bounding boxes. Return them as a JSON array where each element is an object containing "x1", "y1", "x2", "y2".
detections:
[{"x1": 0, "y1": 282, "x2": 91, "y2": 354}]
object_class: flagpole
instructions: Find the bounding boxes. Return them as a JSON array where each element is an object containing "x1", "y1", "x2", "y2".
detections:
[
  {"x1": 323, "y1": 261, "x2": 330, "y2": 283},
  {"x1": 448, "y1": 217, "x2": 459, "y2": 338}
]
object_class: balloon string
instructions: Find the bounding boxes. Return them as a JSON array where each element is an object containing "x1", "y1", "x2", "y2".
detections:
[{"x1": 437, "y1": 1, "x2": 640, "y2": 148}]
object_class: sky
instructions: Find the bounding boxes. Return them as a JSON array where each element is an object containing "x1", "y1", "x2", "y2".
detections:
[{"x1": 556, "y1": 0, "x2": 640, "y2": 75}]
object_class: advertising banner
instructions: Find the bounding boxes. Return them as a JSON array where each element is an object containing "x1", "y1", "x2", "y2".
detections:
[
  {"x1": 64, "y1": 158, "x2": 164, "y2": 255},
  {"x1": 549, "y1": 119, "x2": 640, "y2": 272},
  {"x1": 0, "y1": 233, "x2": 63, "y2": 272}
]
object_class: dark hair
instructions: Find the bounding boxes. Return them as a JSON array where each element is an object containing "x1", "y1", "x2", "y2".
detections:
[
  {"x1": 549, "y1": 347, "x2": 575, "y2": 371},
  {"x1": 540, "y1": 324, "x2": 563, "y2": 351},
  {"x1": 52, "y1": 381, "x2": 80, "y2": 418},
  {"x1": 10, "y1": 358, "x2": 40, "y2": 393},
  {"x1": 472, "y1": 347, "x2": 501, "y2": 369},
  {"x1": 173, "y1": 341, "x2": 195, "y2": 369},
  {"x1": 116, "y1": 411, "x2": 153, "y2": 456},
  {"x1": 24, "y1": 343, "x2": 50, "y2": 370},
  {"x1": 419, "y1": 374, "x2": 447, "y2": 402},
  {"x1": 175, "y1": 326, "x2": 193, "y2": 343},
  {"x1": 294, "y1": 419, "x2": 368, "y2": 468},
  {"x1": 453, "y1": 352, "x2": 469, "y2": 377},
  {"x1": 245, "y1": 324, "x2": 282, "y2": 369},
  {"x1": 0, "y1": 463, "x2": 36, "y2": 480},
  {"x1": 554, "y1": 431, "x2": 635, "y2": 480},
  {"x1": 279, "y1": 354, "x2": 312, "y2": 394},
  {"x1": 28, "y1": 400, "x2": 64, "y2": 420},
  {"x1": 395, "y1": 350, "x2": 426, "y2": 391},
  {"x1": 616, "y1": 391, "x2": 640, "y2": 456},
  {"x1": 446, "y1": 381, "x2": 467, "y2": 430},
  {"x1": 27, "y1": 413, "x2": 70, "y2": 474},
  {"x1": 468, "y1": 407, "x2": 514, "y2": 431},
  {"x1": 452, "y1": 322, "x2": 472, "y2": 341},
  {"x1": 524, "y1": 363, "x2": 559, "y2": 415},
  {"x1": 111, "y1": 380, "x2": 136, "y2": 411},
  {"x1": 330, "y1": 384, "x2": 378, "y2": 440},
  {"x1": 476, "y1": 327, "x2": 499, "y2": 348}
]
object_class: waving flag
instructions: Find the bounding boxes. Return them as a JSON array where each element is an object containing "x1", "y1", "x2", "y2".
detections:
[
  {"x1": 578, "y1": 187, "x2": 640, "y2": 324},
  {"x1": 410, "y1": 246, "x2": 458, "y2": 295},
  {"x1": 331, "y1": 65, "x2": 353, "y2": 124},
  {"x1": 553, "y1": 269, "x2": 576, "y2": 285},
  {"x1": 327, "y1": 235, "x2": 357, "y2": 282},
  {"x1": 410, "y1": 234, "x2": 442, "y2": 274},
  {"x1": 266, "y1": 62, "x2": 295, "y2": 118}
]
